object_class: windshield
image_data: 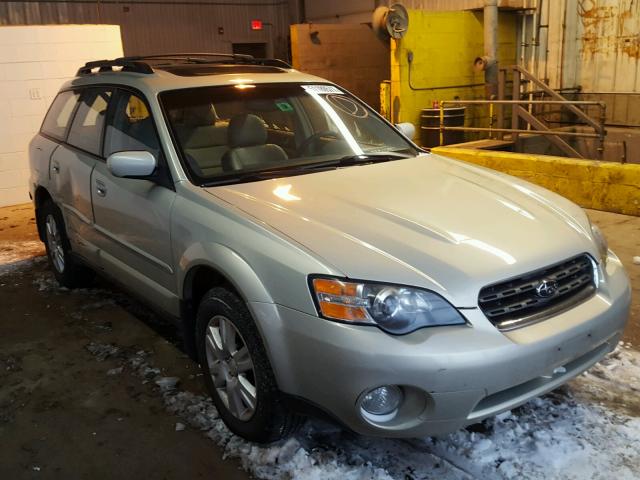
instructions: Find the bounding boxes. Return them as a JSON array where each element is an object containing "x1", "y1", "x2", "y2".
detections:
[{"x1": 160, "y1": 83, "x2": 418, "y2": 186}]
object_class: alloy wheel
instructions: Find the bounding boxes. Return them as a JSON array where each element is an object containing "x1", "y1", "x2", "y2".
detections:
[
  {"x1": 205, "y1": 315, "x2": 257, "y2": 421},
  {"x1": 45, "y1": 214, "x2": 65, "y2": 273}
]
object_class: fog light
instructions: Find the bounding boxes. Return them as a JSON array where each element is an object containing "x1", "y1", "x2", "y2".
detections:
[{"x1": 360, "y1": 385, "x2": 403, "y2": 422}]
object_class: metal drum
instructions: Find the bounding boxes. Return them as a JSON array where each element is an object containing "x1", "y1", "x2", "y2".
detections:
[{"x1": 420, "y1": 107, "x2": 466, "y2": 148}]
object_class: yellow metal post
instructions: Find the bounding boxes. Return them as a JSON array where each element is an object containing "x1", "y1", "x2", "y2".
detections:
[{"x1": 439, "y1": 100, "x2": 445, "y2": 146}]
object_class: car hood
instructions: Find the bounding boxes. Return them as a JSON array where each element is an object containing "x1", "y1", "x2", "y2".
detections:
[{"x1": 206, "y1": 154, "x2": 597, "y2": 307}]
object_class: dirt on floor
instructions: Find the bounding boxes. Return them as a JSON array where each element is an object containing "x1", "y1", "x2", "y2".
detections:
[
  {"x1": 0, "y1": 205, "x2": 249, "y2": 479},
  {"x1": 0, "y1": 203, "x2": 639, "y2": 479},
  {"x1": 0, "y1": 203, "x2": 44, "y2": 264},
  {"x1": 586, "y1": 209, "x2": 640, "y2": 346}
]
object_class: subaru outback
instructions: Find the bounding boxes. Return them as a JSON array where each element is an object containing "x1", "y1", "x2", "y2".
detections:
[{"x1": 28, "y1": 54, "x2": 631, "y2": 442}]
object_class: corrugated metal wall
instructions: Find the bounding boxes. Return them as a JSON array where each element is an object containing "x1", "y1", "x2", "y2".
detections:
[
  {"x1": 523, "y1": 0, "x2": 640, "y2": 126},
  {"x1": 0, "y1": 0, "x2": 293, "y2": 58}
]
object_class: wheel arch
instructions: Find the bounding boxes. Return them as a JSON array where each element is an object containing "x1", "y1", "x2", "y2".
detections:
[{"x1": 178, "y1": 243, "x2": 274, "y2": 360}]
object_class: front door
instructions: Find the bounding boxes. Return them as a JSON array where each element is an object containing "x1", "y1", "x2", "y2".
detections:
[{"x1": 90, "y1": 89, "x2": 178, "y2": 316}]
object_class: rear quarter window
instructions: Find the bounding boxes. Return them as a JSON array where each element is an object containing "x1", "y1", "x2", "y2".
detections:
[{"x1": 40, "y1": 91, "x2": 80, "y2": 140}]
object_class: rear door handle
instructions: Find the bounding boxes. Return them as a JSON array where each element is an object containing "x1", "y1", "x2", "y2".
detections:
[
  {"x1": 95, "y1": 180, "x2": 107, "y2": 197},
  {"x1": 51, "y1": 162, "x2": 60, "y2": 174}
]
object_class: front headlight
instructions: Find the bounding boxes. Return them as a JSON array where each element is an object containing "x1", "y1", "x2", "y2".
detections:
[
  {"x1": 590, "y1": 222, "x2": 608, "y2": 264},
  {"x1": 310, "y1": 277, "x2": 466, "y2": 335}
]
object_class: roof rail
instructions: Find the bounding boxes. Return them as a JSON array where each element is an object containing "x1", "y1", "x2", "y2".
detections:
[
  {"x1": 77, "y1": 58, "x2": 155, "y2": 76},
  {"x1": 77, "y1": 53, "x2": 292, "y2": 76},
  {"x1": 124, "y1": 52, "x2": 255, "y2": 63}
]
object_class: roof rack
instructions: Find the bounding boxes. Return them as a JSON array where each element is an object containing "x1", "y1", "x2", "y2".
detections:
[
  {"x1": 76, "y1": 58, "x2": 154, "y2": 76},
  {"x1": 76, "y1": 53, "x2": 292, "y2": 76}
]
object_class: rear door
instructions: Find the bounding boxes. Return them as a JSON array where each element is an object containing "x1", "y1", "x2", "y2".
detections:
[
  {"x1": 90, "y1": 88, "x2": 178, "y2": 316},
  {"x1": 49, "y1": 87, "x2": 112, "y2": 263}
]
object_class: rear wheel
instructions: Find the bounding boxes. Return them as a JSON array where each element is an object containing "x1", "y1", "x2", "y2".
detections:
[
  {"x1": 40, "y1": 200, "x2": 94, "y2": 288},
  {"x1": 196, "y1": 287, "x2": 302, "y2": 442}
]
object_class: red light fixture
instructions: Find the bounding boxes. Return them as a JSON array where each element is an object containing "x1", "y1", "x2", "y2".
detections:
[{"x1": 251, "y1": 19, "x2": 263, "y2": 30}]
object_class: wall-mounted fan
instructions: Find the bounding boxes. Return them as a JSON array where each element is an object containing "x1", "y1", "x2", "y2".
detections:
[{"x1": 372, "y1": 3, "x2": 409, "y2": 40}]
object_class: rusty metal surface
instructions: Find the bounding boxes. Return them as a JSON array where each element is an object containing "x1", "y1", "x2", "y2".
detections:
[{"x1": 575, "y1": 0, "x2": 640, "y2": 92}]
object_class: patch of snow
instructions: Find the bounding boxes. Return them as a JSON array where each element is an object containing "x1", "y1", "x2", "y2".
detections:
[
  {"x1": 85, "y1": 342, "x2": 119, "y2": 362},
  {"x1": 85, "y1": 340, "x2": 640, "y2": 480},
  {"x1": 633, "y1": 256, "x2": 640, "y2": 265},
  {"x1": 175, "y1": 422, "x2": 186, "y2": 432},
  {"x1": 0, "y1": 255, "x2": 45, "y2": 277},
  {"x1": 106, "y1": 367, "x2": 123, "y2": 376},
  {"x1": 80, "y1": 299, "x2": 116, "y2": 310},
  {"x1": 155, "y1": 376, "x2": 180, "y2": 390},
  {"x1": 0, "y1": 240, "x2": 44, "y2": 265},
  {"x1": 33, "y1": 271, "x2": 68, "y2": 292}
]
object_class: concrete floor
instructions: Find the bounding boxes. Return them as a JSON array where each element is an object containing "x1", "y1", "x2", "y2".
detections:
[
  {"x1": 0, "y1": 204, "x2": 249, "y2": 479},
  {"x1": 0, "y1": 202, "x2": 638, "y2": 479}
]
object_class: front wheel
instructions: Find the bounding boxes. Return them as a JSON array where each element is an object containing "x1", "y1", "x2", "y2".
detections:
[
  {"x1": 40, "y1": 200, "x2": 94, "y2": 288},
  {"x1": 195, "y1": 287, "x2": 302, "y2": 443}
]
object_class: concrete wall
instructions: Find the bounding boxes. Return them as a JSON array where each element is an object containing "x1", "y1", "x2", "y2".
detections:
[
  {"x1": 304, "y1": 0, "x2": 372, "y2": 24},
  {"x1": 0, "y1": 25, "x2": 123, "y2": 207},
  {"x1": 290, "y1": 23, "x2": 390, "y2": 110},
  {"x1": 432, "y1": 146, "x2": 640, "y2": 216},
  {"x1": 389, "y1": 10, "x2": 518, "y2": 136}
]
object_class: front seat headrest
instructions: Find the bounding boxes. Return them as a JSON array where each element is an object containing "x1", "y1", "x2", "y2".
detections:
[
  {"x1": 228, "y1": 114, "x2": 267, "y2": 148},
  {"x1": 184, "y1": 104, "x2": 217, "y2": 127}
]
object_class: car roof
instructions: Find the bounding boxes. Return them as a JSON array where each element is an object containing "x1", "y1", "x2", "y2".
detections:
[{"x1": 61, "y1": 54, "x2": 329, "y2": 96}]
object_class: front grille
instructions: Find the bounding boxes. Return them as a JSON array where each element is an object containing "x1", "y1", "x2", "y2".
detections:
[{"x1": 478, "y1": 254, "x2": 596, "y2": 331}]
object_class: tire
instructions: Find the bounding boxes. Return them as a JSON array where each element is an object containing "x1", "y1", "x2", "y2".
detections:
[
  {"x1": 196, "y1": 287, "x2": 302, "y2": 443},
  {"x1": 40, "y1": 200, "x2": 94, "y2": 289}
]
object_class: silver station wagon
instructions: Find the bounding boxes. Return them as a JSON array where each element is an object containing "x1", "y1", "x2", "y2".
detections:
[{"x1": 29, "y1": 54, "x2": 631, "y2": 443}]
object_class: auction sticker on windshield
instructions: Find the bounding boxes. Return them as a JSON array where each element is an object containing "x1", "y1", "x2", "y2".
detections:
[{"x1": 302, "y1": 85, "x2": 343, "y2": 95}]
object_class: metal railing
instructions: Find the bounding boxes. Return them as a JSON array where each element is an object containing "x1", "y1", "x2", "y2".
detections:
[{"x1": 422, "y1": 66, "x2": 607, "y2": 159}]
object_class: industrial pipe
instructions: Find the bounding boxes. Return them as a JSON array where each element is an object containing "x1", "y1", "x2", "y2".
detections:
[{"x1": 483, "y1": 0, "x2": 499, "y2": 98}]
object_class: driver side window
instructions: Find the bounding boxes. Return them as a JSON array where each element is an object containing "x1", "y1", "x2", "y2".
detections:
[{"x1": 104, "y1": 90, "x2": 161, "y2": 158}]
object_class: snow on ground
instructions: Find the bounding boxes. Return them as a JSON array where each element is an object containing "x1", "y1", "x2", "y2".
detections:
[
  {"x1": 83, "y1": 338, "x2": 640, "y2": 480},
  {"x1": 0, "y1": 254, "x2": 45, "y2": 277},
  {"x1": 0, "y1": 240, "x2": 44, "y2": 263},
  {"x1": 15, "y1": 264, "x2": 640, "y2": 479},
  {"x1": 0, "y1": 241, "x2": 44, "y2": 275}
]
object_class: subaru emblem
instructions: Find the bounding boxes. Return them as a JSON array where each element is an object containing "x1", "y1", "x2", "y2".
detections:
[{"x1": 536, "y1": 279, "x2": 558, "y2": 298}]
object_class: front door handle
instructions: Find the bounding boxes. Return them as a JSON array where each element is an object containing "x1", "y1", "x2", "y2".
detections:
[
  {"x1": 95, "y1": 180, "x2": 107, "y2": 197},
  {"x1": 51, "y1": 162, "x2": 60, "y2": 174}
]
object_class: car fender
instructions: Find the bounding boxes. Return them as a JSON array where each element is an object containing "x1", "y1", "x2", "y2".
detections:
[{"x1": 179, "y1": 241, "x2": 274, "y2": 305}]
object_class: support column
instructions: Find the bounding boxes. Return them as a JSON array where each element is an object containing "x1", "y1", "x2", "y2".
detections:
[{"x1": 484, "y1": 0, "x2": 499, "y2": 99}]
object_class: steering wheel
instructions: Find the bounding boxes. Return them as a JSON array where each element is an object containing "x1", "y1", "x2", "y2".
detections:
[{"x1": 298, "y1": 130, "x2": 341, "y2": 156}]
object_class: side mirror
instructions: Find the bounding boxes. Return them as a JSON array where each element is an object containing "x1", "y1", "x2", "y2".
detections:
[
  {"x1": 107, "y1": 151, "x2": 157, "y2": 178},
  {"x1": 395, "y1": 122, "x2": 416, "y2": 140}
]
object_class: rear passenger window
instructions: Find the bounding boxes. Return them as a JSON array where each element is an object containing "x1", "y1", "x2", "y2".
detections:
[
  {"x1": 104, "y1": 91, "x2": 160, "y2": 158},
  {"x1": 41, "y1": 91, "x2": 79, "y2": 140},
  {"x1": 67, "y1": 88, "x2": 112, "y2": 156}
]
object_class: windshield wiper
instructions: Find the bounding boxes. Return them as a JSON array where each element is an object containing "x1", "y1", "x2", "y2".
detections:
[
  {"x1": 201, "y1": 164, "x2": 337, "y2": 187},
  {"x1": 201, "y1": 153, "x2": 412, "y2": 187},
  {"x1": 338, "y1": 152, "x2": 411, "y2": 165},
  {"x1": 299, "y1": 152, "x2": 411, "y2": 170}
]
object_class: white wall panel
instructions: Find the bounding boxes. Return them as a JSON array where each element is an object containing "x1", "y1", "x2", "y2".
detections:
[{"x1": 0, "y1": 24, "x2": 123, "y2": 207}]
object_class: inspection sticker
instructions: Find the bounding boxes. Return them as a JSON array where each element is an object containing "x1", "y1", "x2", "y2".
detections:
[
  {"x1": 302, "y1": 85, "x2": 343, "y2": 95},
  {"x1": 275, "y1": 100, "x2": 294, "y2": 112}
]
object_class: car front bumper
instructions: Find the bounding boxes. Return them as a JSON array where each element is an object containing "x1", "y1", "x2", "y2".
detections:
[{"x1": 250, "y1": 253, "x2": 631, "y2": 438}]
